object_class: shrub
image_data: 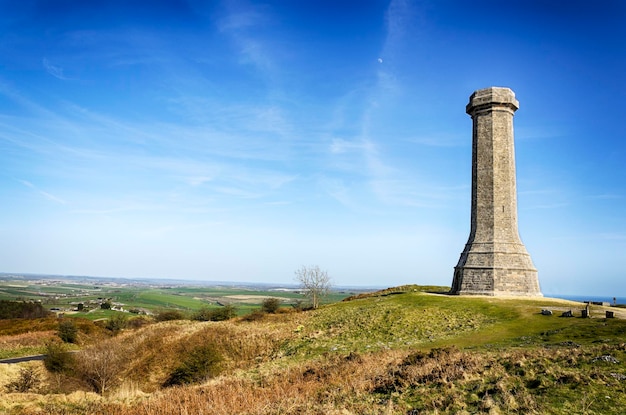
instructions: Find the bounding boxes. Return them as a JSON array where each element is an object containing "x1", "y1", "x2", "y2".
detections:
[
  {"x1": 105, "y1": 314, "x2": 128, "y2": 334},
  {"x1": 241, "y1": 310, "x2": 266, "y2": 322},
  {"x1": 192, "y1": 305, "x2": 236, "y2": 322},
  {"x1": 261, "y1": 298, "x2": 281, "y2": 314},
  {"x1": 58, "y1": 319, "x2": 78, "y2": 343},
  {"x1": 44, "y1": 341, "x2": 75, "y2": 373},
  {"x1": 5, "y1": 366, "x2": 41, "y2": 393},
  {"x1": 163, "y1": 344, "x2": 222, "y2": 387},
  {"x1": 191, "y1": 307, "x2": 214, "y2": 321},
  {"x1": 155, "y1": 309, "x2": 187, "y2": 321},
  {"x1": 126, "y1": 316, "x2": 151, "y2": 329},
  {"x1": 74, "y1": 340, "x2": 128, "y2": 394},
  {"x1": 208, "y1": 305, "x2": 237, "y2": 321}
]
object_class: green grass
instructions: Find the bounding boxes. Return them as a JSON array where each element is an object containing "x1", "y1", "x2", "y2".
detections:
[
  {"x1": 0, "y1": 345, "x2": 48, "y2": 359},
  {"x1": 70, "y1": 309, "x2": 125, "y2": 320},
  {"x1": 134, "y1": 290, "x2": 208, "y2": 310},
  {"x1": 282, "y1": 292, "x2": 626, "y2": 360}
]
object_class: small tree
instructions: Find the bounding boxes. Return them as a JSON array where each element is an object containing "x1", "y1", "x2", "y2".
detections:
[
  {"x1": 75, "y1": 340, "x2": 127, "y2": 394},
  {"x1": 105, "y1": 313, "x2": 128, "y2": 334},
  {"x1": 294, "y1": 265, "x2": 331, "y2": 309},
  {"x1": 261, "y1": 297, "x2": 281, "y2": 314},
  {"x1": 58, "y1": 319, "x2": 78, "y2": 343},
  {"x1": 44, "y1": 341, "x2": 75, "y2": 374}
]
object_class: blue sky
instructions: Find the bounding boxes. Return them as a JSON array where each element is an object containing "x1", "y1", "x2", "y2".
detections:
[{"x1": 0, "y1": 0, "x2": 625, "y2": 295}]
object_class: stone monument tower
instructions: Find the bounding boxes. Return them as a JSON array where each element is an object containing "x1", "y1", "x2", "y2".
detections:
[{"x1": 451, "y1": 87, "x2": 541, "y2": 296}]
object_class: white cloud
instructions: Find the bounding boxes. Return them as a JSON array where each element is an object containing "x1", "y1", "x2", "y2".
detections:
[{"x1": 42, "y1": 58, "x2": 69, "y2": 80}]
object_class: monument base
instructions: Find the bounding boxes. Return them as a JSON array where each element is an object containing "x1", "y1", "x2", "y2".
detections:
[
  {"x1": 451, "y1": 242, "x2": 542, "y2": 296},
  {"x1": 451, "y1": 267, "x2": 542, "y2": 296}
]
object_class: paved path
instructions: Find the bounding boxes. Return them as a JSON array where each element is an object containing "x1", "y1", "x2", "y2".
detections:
[{"x1": 0, "y1": 354, "x2": 46, "y2": 364}]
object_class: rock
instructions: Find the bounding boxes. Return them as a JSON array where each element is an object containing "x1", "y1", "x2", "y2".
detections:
[{"x1": 592, "y1": 355, "x2": 620, "y2": 364}]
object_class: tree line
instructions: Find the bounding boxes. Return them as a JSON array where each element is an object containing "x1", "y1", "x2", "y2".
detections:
[{"x1": 0, "y1": 300, "x2": 51, "y2": 319}]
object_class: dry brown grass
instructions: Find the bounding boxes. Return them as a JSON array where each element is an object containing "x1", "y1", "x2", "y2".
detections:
[
  {"x1": 0, "y1": 318, "x2": 58, "y2": 336},
  {"x1": 48, "y1": 350, "x2": 404, "y2": 415},
  {"x1": 0, "y1": 331, "x2": 56, "y2": 356}
]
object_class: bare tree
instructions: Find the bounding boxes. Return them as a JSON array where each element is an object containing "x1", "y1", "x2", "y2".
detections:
[
  {"x1": 75, "y1": 339, "x2": 127, "y2": 394},
  {"x1": 294, "y1": 265, "x2": 331, "y2": 309}
]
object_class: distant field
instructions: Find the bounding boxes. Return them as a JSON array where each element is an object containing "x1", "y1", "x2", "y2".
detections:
[{"x1": 0, "y1": 277, "x2": 360, "y2": 317}]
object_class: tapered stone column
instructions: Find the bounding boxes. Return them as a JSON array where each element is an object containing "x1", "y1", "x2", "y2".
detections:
[{"x1": 451, "y1": 87, "x2": 541, "y2": 296}]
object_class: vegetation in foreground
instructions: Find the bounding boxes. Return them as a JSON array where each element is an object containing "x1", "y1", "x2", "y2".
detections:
[{"x1": 1, "y1": 286, "x2": 625, "y2": 414}]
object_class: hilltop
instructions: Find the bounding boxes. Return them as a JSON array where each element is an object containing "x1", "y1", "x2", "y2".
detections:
[{"x1": 1, "y1": 286, "x2": 626, "y2": 414}]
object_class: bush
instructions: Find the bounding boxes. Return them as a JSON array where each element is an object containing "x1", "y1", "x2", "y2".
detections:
[
  {"x1": 58, "y1": 319, "x2": 78, "y2": 343},
  {"x1": 192, "y1": 305, "x2": 236, "y2": 322},
  {"x1": 5, "y1": 366, "x2": 41, "y2": 393},
  {"x1": 44, "y1": 341, "x2": 75, "y2": 373},
  {"x1": 126, "y1": 316, "x2": 151, "y2": 329},
  {"x1": 74, "y1": 340, "x2": 128, "y2": 394},
  {"x1": 163, "y1": 344, "x2": 222, "y2": 387},
  {"x1": 241, "y1": 310, "x2": 266, "y2": 322},
  {"x1": 261, "y1": 298, "x2": 281, "y2": 314},
  {"x1": 191, "y1": 307, "x2": 214, "y2": 321},
  {"x1": 105, "y1": 314, "x2": 128, "y2": 334},
  {"x1": 155, "y1": 309, "x2": 187, "y2": 321}
]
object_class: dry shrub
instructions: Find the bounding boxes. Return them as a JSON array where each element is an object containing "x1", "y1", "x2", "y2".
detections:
[
  {"x1": 126, "y1": 316, "x2": 152, "y2": 329},
  {"x1": 67, "y1": 350, "x2": 403, "y2": 415},
  {"x1": 4, "y1": 366, "x2": 41, "y2": 393},
  {"x1": 73, "y1": 337, "x2": 132, "y2": 394},
  {"x1": 241, "y1": 310, "x2": 265, "y2": 322}
]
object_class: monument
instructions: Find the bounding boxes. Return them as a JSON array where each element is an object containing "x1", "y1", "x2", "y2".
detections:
[{"x1": 451, "y1": 87, "x2": 542, "y2": 296}]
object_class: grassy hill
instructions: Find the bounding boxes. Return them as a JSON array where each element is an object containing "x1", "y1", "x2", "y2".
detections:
[{"x1": 1, "y1": 287, "x2": 626, "y2": 414}]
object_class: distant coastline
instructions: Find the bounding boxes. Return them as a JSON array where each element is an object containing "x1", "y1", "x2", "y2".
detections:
[{"x1": 554, "y1": 294, "x2": 623, "y2": 305}]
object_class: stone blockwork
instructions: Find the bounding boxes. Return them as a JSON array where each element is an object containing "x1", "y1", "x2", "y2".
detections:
[{"x1": 451, "y1": 87, "x2": 541, "y2": 296}]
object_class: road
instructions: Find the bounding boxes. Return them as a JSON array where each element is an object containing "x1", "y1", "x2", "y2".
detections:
[{"x1": 0, "y1": 354, "x2": 46, "y2": 364}]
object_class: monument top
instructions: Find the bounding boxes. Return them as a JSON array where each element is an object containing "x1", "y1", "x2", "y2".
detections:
[{"x1": 466, "y1": 87, "x2": 519, "y2": 114}]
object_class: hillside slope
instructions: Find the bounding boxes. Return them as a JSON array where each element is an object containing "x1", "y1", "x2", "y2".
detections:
[{"x1": 2, "y1": 290, "x2": 626, "y2": 414}]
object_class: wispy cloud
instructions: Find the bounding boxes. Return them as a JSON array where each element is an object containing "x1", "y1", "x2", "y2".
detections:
[
  {"x1": 42, "y1": 58, "x2": 70, "y2": 80},
  {"x1": 17, "y1": 179, "x2": 67, "y2": 205},
  {"x1": 218, "y1": 1, "x2": 275, "y2": 73},
  {"x1": 320, "y1": 0, "x2": 429, "y2": 209}
]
